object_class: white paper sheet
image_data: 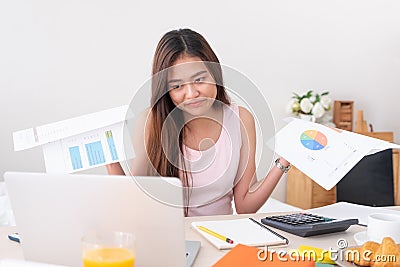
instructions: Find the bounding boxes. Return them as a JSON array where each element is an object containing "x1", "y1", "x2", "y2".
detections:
[
  {"x1": 13, "y1": 105, "x2": 129, "y2": 151},
  {"x1": 269, "y1": 119, "x2": 400, "y2": 190},
  {"x1": 307, "y1": 202, "x2": 400, "y2": 226}
]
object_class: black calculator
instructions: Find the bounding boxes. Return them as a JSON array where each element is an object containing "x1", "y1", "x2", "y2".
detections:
[{"x1": 261, "y1": 213, "x2": 359, "y2": 237}]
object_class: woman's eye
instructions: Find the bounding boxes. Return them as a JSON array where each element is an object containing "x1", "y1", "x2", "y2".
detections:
[
  {"x1": 170, "y1": 84, "x2": 181, "y2": 90},
  {"x1": 194, "y1": 77, "x2": 205, "y2": 83}
]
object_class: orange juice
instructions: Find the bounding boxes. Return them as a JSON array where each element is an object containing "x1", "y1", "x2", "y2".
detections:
[{"x1": 83, "y1": 247, "x2": 135, "y2": 267}]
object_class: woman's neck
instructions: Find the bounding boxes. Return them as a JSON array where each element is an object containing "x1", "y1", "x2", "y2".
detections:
[
  {"x1": 183, "y1": 105, "x2": 224, "y2": 151},
  {"x1": 183, "y1": 105, "x2": 223, "y2": 130}
]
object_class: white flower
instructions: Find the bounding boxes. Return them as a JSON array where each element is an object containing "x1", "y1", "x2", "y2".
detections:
[
  {"x1": 320, "y1": 95, "x2": 331, "y2": 110},
  {"x1": 289, "y1": 90, "x2": 332, "y2": 122},
  {"x1": 312, "y1": 102, "x2": 325, "y2": 118},
  {"x1": 300, "y1": 98, "x2": 313, "y2": 114}
]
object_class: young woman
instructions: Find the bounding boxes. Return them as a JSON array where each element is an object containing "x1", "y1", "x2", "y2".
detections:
[{"x1": 107, "y1": 28, "x2": 290, "y2": 216}]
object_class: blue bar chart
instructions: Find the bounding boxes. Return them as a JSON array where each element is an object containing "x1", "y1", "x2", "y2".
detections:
[
  {"x1": 69, "y1": 146, "x2": 83, "y2": 170},
  {"x1": 85, "y1": 140, "x2": 106, "y2": 166},
  {"x1": 105, "y1": 130, "x2": 119, "y2": 161},
  {"x1": 54, "y1": 124, "x2": 124, "y2": 173}
]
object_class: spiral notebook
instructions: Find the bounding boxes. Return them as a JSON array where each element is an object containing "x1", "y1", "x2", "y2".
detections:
[{"x1": 191, "y1": 218, "x2": 288, "y2": 250}]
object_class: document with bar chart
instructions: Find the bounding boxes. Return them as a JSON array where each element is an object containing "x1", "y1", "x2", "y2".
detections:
[
  {"x1": 13, "y1": 105, "x2": 132, "y2": 173},
  {"x1": 270, "y1": 118, "x2": 400, "y2": 190},
  {"x1": 42, "y1": 122, "x2": 126, "y2": 173}
]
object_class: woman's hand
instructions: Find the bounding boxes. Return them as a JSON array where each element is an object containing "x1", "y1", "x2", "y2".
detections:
[{"x1": 106, "y1": 162, "x2": 125, "y2": 175}]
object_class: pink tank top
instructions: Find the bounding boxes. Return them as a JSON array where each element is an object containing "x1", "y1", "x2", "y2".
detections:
[{"x1": 181, "y1": 104, "x2": 242, "y2": 216}]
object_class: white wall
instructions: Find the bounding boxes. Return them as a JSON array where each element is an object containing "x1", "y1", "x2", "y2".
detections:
[{"x1": 1, "y1": 0, "x2": 400, "y2": 202}]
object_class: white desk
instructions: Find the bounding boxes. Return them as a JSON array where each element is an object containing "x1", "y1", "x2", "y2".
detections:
[
  {"x1": 0, "y1": 212, "x2": 369, "y2": 267},
  {"x1": 186, "y1": 213, "x2": 366, "y2": 266}
]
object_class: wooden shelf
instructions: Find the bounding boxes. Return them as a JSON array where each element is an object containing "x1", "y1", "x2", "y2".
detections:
[{"x1": 333, "y1": 100, "x2": 354, "y2": 131}]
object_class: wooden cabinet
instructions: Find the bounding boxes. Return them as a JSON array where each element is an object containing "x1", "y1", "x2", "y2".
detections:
[
  {"x1": 394, "y1": 150, "x2": 400, "y2": 204},
  {"x1": 333, "y1": 101, "x2": 354, "y2": 131},
  {"x1": 286, "y1": 166, "x2": 336, "y2": 209}
]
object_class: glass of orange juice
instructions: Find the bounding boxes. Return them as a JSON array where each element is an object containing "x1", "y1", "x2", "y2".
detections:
[{"x1": 82, "y1": 231, "x2": 135, "y2": 267}]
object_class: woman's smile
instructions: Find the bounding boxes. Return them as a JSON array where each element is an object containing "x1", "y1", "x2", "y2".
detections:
[{"x1": 184, "y1": 98, "x2": 207, "y2": 108}]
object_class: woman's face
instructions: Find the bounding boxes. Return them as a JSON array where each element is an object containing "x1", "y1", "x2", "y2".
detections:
[{"x1": 167, "y1": 56, "x2": 217, "y2": 116}]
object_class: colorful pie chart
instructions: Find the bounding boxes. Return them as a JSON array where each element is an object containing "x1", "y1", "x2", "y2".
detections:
[{"x1": 300, "y1": 130, "x2": 328, "y2": 150}]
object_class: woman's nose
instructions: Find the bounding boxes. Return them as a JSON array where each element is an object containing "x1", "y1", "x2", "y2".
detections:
[{"x1": 184, "y1": 82, "x2": 200, "y2": 98}]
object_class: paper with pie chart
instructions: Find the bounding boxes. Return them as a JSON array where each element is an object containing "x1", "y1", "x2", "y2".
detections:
[{"x1": 270, "y1": 118, "x2": 400, "y2": 190}]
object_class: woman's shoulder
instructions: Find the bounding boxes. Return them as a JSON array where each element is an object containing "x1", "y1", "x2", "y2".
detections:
[
  {"x1": 224, "y1": 103, "x2": 253, "y2": 118},
  {"x1": 237, "y1": 105, "x2": 255, "y2": 125}
]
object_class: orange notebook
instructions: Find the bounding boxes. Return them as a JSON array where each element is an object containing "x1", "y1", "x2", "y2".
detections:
[{"x1": 213, "y1": 244, "x2": 315, "y2": 267}]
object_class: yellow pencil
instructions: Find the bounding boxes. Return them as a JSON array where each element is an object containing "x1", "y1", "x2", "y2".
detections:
[{"x1": 197, "y1": 226, "x2": 234, "y2": 244}]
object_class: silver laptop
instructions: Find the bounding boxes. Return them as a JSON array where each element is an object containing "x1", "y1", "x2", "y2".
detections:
[{"x1": 4, "y1": 172, "x2": 200, "y2": 267}]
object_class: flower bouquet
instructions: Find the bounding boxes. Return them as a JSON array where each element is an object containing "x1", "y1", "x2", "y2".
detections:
[{"x1": 287, "y1": 90, "x2": 332, "y2": 123}]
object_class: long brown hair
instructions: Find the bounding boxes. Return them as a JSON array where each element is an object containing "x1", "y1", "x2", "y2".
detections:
[{"x1": 147, "y1": 29, "x2": 230, "y2": 215}]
